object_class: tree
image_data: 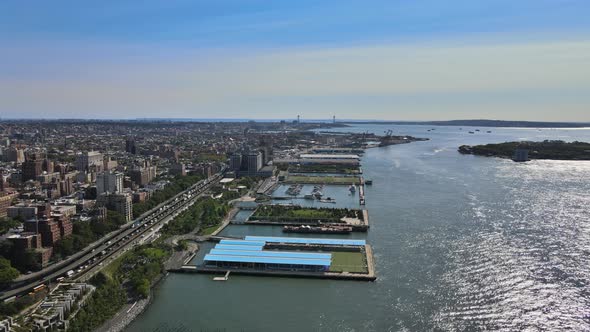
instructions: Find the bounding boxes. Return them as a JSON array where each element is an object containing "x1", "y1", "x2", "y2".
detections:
[
  {"x1": 135, "y1": 278, "x2": 150, "y2": 298},
  {"x1": 106, "y1": 211, "x2": 126, "y2": 227},
  {"x1": 0, "y1": 257, "x2": 19, "y2": 286},
  {"x1": 20, "y1": 249, "x2": 41, "y2": 272},
  {"x1": 0, "y1": 217, "x2": 21, "y2": 235}
]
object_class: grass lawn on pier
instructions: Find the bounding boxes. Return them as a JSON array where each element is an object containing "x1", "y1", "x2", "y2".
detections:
[{"x1": 329, "y1": 252, "x2": 368, "y2": 273}]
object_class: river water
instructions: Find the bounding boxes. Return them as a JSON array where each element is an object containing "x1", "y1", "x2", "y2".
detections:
[{"x1": 126, "y1": 125, "x2": 590, "y2": 331}]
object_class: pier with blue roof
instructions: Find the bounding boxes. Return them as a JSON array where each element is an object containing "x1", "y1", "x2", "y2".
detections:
[{"x1": 181, "y1": 236, "x2": 375, "y2": 281}]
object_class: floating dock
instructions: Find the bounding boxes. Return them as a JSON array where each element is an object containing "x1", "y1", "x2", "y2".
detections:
[{"x1": 359, "y1": 179, "x2": 366, "y2": 205}]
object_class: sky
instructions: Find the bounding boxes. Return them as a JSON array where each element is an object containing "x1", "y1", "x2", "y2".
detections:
[{"x1": 1, "y1": 1, "x2": 589, "y2": 121}]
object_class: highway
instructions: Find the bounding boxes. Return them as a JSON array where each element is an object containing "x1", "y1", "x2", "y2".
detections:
[{"x1": 0, "y1": 168, "x2": 226, "y2": 301}]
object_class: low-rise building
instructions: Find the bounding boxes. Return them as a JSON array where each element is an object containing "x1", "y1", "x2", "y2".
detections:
[
  {"x1": 0, "y1": 192, "x2": 18, "y2": 218},
  {"x1": 29, "y1": 283, "x2": 95, "y2": 332},
  {"x1": 7, "y1": 203, "x2": 38, "y2": 220}
]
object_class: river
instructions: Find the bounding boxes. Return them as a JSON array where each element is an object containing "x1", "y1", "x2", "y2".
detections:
[{"x1": 126, "y1": 124, "x2": 590, "y2": 331}]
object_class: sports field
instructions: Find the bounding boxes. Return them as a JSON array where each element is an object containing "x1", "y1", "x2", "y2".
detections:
[{"x1": 329, "y1": 251, "x2": 368, "y2": 273}]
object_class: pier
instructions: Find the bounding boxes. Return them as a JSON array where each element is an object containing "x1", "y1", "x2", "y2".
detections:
[
  {"x1": 168, "y1": 237, "x2": 376, "y2": 281},
  {"x1": 171, "y1": 245, "x2": 376, "y2": 282},
  {"x1": 359, "y1": 177, "x2": 366, "y2": 205}
]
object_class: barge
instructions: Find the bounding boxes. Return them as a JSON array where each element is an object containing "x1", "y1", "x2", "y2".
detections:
[{"x1": 283, "y1": 225, "x2": 353, "y2": 234}]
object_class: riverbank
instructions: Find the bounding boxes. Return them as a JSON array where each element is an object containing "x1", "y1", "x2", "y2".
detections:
[{"x1": 96, "y1": 194, "x2": 248, "y2": 332}]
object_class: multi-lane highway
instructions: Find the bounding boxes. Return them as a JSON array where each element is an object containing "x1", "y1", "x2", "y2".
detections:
[{"x1": 0, "y1": 169, "x2": 226, "y2": 301}]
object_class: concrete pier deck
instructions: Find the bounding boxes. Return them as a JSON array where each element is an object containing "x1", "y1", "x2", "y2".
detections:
[
  {"x1": 169, "y1": 245, "x2": 377, "y2": 282},
  {"x1": 365, "y1": 244, "x2": 375, "y2": 279},
  {"x1": 185, "y1": 266, "x2": 376, "y2": 281}
]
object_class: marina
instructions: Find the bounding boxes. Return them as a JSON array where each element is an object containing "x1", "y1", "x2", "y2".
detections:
[{"x1": 245, "y1": 205, "x2": 370, "y2": 232}]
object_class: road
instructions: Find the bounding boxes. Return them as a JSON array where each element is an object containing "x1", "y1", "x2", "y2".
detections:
[{"x1": 0, "y1": 168, "x2": 226, "y2": 301}]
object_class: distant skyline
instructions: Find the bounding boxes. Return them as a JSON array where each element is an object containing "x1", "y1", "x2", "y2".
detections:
[{"x1": 1, "y1": 1, "x2": 589, "y2": 121}]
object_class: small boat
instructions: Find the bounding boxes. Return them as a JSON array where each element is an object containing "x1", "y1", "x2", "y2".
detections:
[
  {"x1": 475, "y1": 129, "x2": 480, "y2": 132},
  {"x1": 365, "y1": 179, "x2": 373, "y2": 185},
  {"x1": 319, "y1": 197, "x2": 336, "y2": 203},
  {"x1": 304, "y1": 194, "x2": 315, "y2": 200},
  {"x1": 349, "y1": 184, "x2": 356, "y2": 193},
  {"x1": 468, "y1": 131, "x2": 475, "y2": 134},
  {"x1": 486, "y1": 131, "x2": 492, "y2": 133}
]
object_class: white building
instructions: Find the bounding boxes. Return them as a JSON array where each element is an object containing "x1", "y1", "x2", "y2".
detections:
[{"x1": 96, "y1": 172, "x2": 123, "y2": 194}]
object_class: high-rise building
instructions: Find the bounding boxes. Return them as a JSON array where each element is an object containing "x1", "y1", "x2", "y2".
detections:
[
  {"x1": 97, "y1": 193, "x2": 133, "y2": 222},
  {"x1": 170, "y1": 163, "x2": 186, "y2": 176},
  {"x1": 125, "y1": 138, "x2": 137, "y2": 155},
  {"x1": 229, "y1": 154, "x2": 242, "y2": 171},
  {"x1": 76, "y1": 151, "x2": 103, "y2": 173},
  {"x1": 38, "y1": 218, "x2": 61, "y2": 247},
  {"x1": 2, "y1": 147, "x2": 25, "y2": 164},
  {"x1": 96, "y1": 172, "x2": 124, "y2": 194},
  {"x1": 129, "y1": 161, "x2": 156, "y2": 186},
  {"x1": 43, "y1": 159, "x2": 54, "y2": 173},
  {"x1": 22, "y1": 152, "x2": 44, "y2": 182},
  {"x1": 242, "y1": 151, "x2": 262, "y2": 176}
]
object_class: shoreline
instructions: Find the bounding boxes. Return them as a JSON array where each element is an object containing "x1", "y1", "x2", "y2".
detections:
[{"x1": 95, "y1": 206, "x2": 238, "y2": 332}]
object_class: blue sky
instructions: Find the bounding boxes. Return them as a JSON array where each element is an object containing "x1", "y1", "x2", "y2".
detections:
[{"x1": 1, "y1": 1, "x2": 589, "y2": 121}]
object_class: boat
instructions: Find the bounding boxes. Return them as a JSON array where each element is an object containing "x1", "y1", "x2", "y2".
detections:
[
  {"x1": 365, "y1": 179, "x2": 373, "y2": 185},
  {"x1": 304, "y1": 194, "x2": 315, "y2": 200},
  {"x1": 286, "y1": 184, "x2": 302, "y2": 195},
  {"x1": 468, "y1": 131, "x2": 475, "y2": 134},
  {"x1": 486, "y1": 131, "x2": 492, "y2": 133},
  {"x1": 349, "y1": 184, "x2": 356, "y2": 193},
  {"x1": 319, "y1": 197, "x2": 336, "y2": 203},
  {"x1": 282, "y1": 225, "x2": 352, "y2": 234},
  {"x1": 310, "y1": 185, "x2": 324, "y2": 198}
]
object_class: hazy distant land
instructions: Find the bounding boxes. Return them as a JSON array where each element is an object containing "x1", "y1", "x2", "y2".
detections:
[{"x1": 341, "y1": 119, "x2": 590, "y2": 128}]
